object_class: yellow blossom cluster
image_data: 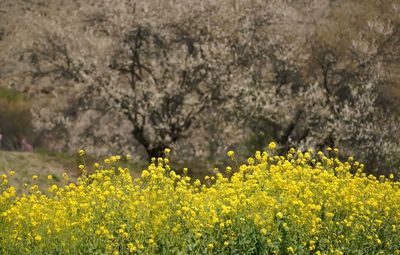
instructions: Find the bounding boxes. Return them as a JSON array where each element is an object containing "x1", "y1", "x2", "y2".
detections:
[{"x1": 0, "y1": 145, "x2": 399, "y2": 254}]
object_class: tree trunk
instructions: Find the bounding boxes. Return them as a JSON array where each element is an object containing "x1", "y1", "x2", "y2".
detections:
[
  {"x1": 145, "y1": 145, "x2": 165, "y2": 160},
  {"x1": 132, "y1": 129, "x2": 165, "y2": 160}
]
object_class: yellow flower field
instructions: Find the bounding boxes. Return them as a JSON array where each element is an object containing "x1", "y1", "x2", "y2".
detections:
[{"x1": 1, "y1": 144, "x2": 399, "y2": 254}]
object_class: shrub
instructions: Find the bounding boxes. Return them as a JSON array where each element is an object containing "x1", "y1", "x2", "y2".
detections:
[
  {"x1": 0, "y1": 88, "x2": 35, "y2": 150},
  {"x1": 0, "y1": 145, "x2": 399, "y2": 254}
]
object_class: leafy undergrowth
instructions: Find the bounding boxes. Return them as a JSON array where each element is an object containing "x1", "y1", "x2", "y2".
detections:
[{"x1": 0, "y1": 144, "x2": 399, "y2": 254}]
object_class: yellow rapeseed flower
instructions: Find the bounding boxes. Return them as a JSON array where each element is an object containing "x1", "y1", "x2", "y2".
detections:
[
  {"x1": 287, "y1": 246, "x2": 295, "y2": 253},
  {"x1": 79, "y1": 149, "x2": 85, "y2": 156},
  {"x1": 62, "y1": 172, "x2": 69, "y2": 181},
  {"x1": 1, "y1": 146, "x2": 399, "y2": 254},
  {"x1": 268, "y1": 141, "x2": 276, "y2": 150}
]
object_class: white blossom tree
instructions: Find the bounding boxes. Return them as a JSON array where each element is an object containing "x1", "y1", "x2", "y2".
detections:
[{"x1": 2, "y1": 0, "x2": 400, "y2": 174}]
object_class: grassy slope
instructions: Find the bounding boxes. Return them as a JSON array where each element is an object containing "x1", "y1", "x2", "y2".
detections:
[
  {"x1": 0, "y1": 150, "x2": 79, "y2": 192},
  {"x1": 0, "y1": 150, "x2": 154, "y2": 193}
]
